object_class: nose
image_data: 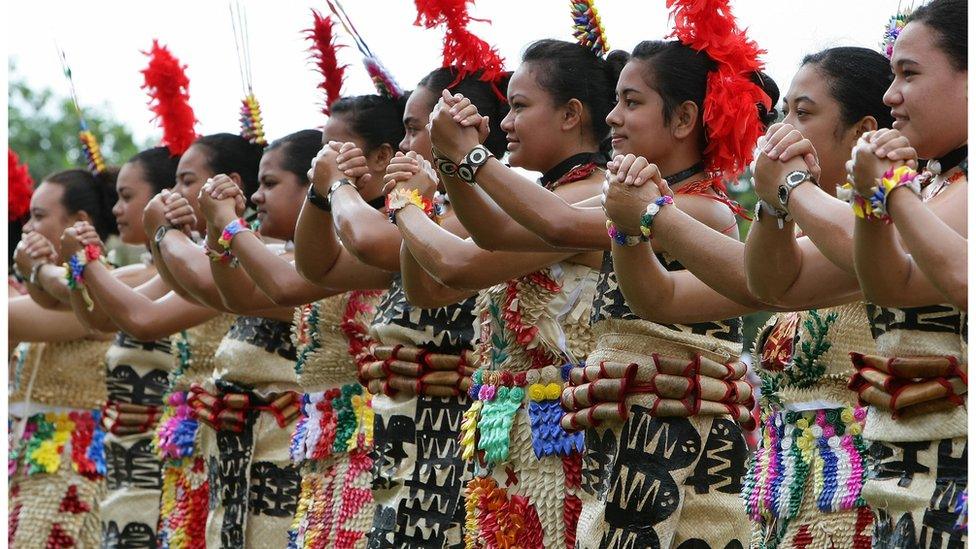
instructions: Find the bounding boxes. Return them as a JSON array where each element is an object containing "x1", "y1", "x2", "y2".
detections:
[
  {"x1": 112, "y1": 199, "x2": 123, "y2": 218},
  {"x1": 500, "y1": 109, "x2": 515, "y2": 132},
  {"x1": 252, "y1": 189, "x2": 265, "y2": 205},
  {"x1": 606, "y1": 103, "x2": 622, "y2": 127},
  {"x1": 398, "y1": 135, "x2": 410, "y2": 154},
  {"x1": 882, "y1": 81, "x2": 901, "y2": 108}
]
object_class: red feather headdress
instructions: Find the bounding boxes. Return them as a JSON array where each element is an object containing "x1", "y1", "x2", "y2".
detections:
[
  {"x1": 413, "y1": 0, "x2": 506, "y2": 99},
  {"x1": 8, "y1": 149, "x2": 33, "y2": 222},
  {"x1": 306, "y1": 11, "x2": 349, "y2": 116},
  {"x1": 667, "y1": 0, "x2": 771, "y2": 180},
  {"x1": 141, "y1": 40, "x2": 198, "y2": 156}
]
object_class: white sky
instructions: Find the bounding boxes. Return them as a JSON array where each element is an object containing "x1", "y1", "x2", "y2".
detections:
[{"x1": 8, "y1": 0, "x2": 900, "y2": 145}]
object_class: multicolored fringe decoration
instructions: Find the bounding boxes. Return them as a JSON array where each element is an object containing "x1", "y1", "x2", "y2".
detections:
[
  {"x1": 155, "y1": 392, "x2": 200, "y2": 460},
  {"x1": 294, "y1": 302, "x2": 322, "y2": 375},
  {"x1": 239, "y1": 93, "x2": 267, "y2": 146},
  {"x1": 12, "y1": 411, "x2": 106, "y2": 478},
  {"x1": 340, "y1": 290, "x2": 384, "y2": 370},
  {"x1": 570, "y1": 1, "x2": 609, "y2": 56},
  {"x1": 289, "y1": 383, "x2": 368, "y2": 463},
  {"x1": 141, "y1": 40, "x2": 198, "y2": 156},
  {"x1": 459, "y1": 400, "x2": 481, "y2": 461},
  {"x1": 8, "y1": 149, "x2": 33, "y2": 222},
  {"x1": 306, "y1": 10, "x2": 349, "y2": 116},
  {"x1": 743, "y1": 407, "x2": 868, "y2": 525},
  {"x1": 468, "y1": 370, "x2": 523, "y2": 463},
  {"x1": 413, "y1": 0, "x2": 508, "y2": 100},
  {"x1": 667, "y1": 0, "x2": 771, "y2": 179},
  {"x1": 464, "y1": 476, "x2": 545, "y2": 548},
  {"x1": 956, "y1": 490, "x2": 968, "y2": 532},
  {"x1": 881, "y1": 10, "x2": 909, "y2": 59},
  {"x1": 158, "y1": 457, "x2": 209, "y2": 549},
  {"x1": 326, "y1": 0, "x2": 405, "y2": 98},
  {"x1": 527, "y1": 378, "x2": 583, "y2": 458}
]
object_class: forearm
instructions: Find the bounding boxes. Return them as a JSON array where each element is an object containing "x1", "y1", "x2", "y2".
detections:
[
  {"x1": 158, "y1": 231, "x2": 229, "y2": 311},
  {"x1": 9, "y1": 295, "x2": 94, "y2": 343},
  {"x1": 396, "y1": 206, "x2": 491, "y2": 290},
  {"x1": 331, "y1": 185, "x2": 402, "y2": 271},
  {"x1": 399, "y1": 241, "x2": 474, "y2": 308},
  {"x1": 294, "y1": 201, "x2": 345, "y2": 286},
  {"x1": 474, "y1": 159, "x2": 607, "y2": 249},
  {"x1": 853, "y1": 217, "x2": 917, "y2": 305},
  {"x1": 207, "y1": 226, "x2": 277, "y2": 313},
  {"x1": 27, "y1": 264, "x2": 71, "y2": 309},
  {"x1": 230, "y1": 231, "x2": 335, "y2": 307},
  {"x1": 612, "y1": 242, "x2": 749, "y2": 324},
  {"x1": 788, "y1": 185, "x2": 856, "y2": 274},
  {"x1": 655, "y1": 208, "x2": 766, "y2": 308},
  {"x1": 744, "y1": 215, "x2": 804, "y2": 303}
]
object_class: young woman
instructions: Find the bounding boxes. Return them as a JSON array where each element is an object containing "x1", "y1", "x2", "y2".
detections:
[
  {"x1": 606, "y1": 45, "x2": 895, "y2": 547},
  {"x1": 200, "y1": 94, "x2": 406, "y2": 548},
  {"x1": 295, "y1": 66, "x2": 510, "y2": 548},
  {"x1": 7, "y1": 167, "x2": 120, "y2": 549},
  {"x1": 383, "y1": 38, "x2": 621, "y2": 547},
  {"x1": 844, "y1": 0, "x2": 968, "y2": 544}
]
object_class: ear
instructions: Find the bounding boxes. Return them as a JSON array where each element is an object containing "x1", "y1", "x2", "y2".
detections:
[
  {"x1": 561, "y1": 98, "x2": 585, "y2": 132},
  {"x1": 367, "y1": 143, "x2": 395, "y2": 171},
  {"x1": 67, "y1": 210, "x2": 92, "y2": 226},
  {"x1": 671, "y1": 100, "x2": 700, "y2": 140},
  {"x1": 845, "y1": 115, "x2": 879, "y2": 147},
  {"x1": 227, "y1": 172, "x2": 244, "y2": 189}
]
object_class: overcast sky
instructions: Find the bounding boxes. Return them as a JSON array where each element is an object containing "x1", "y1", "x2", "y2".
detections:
[{"x1": 8, "y1": 0, "x2": 899, "y2": 145}]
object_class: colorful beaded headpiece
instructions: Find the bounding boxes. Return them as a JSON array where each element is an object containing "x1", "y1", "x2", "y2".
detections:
[
  {"x1": 327, "y1": 0, "x2": 405, "y2": 99},
  {"x1": 306, "y1": 10, "x2": 350, "y2": 116},
  {"x1": 57, "y1": 48, "x2": 107, "y2": 175},
  {"x1": 881, "y1": 8, "x2": 911, "y2": 60},
  {"x1": 667, "y1": 0, "x2": 772, "y2": 179},
  {"x1": 230, "y1": 1, "x2": 267, "y2": 147},
  {"x1": 571, "y1": 0, "x2": 609, "y2": 57},
  {"x1": 413, "y1": 0, "x2": 508, "y2": 101},
  {"x1": 141, "y1": 40, "x2": 198, "y2": 156}
]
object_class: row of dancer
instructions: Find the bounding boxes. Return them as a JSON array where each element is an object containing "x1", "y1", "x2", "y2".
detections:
[{"x1": 8, "y1": 0, "x2": 967, "y2": 547}]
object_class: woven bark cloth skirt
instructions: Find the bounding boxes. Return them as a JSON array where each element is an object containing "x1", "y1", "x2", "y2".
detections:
[
  {"x1": 100, "y1": 332, "x2": 173, "y2": 548},
  {"x1": 365, "y1": 277, "x2": 477, "y2": 548},
  {"x1": 857, "y1": 303, "x2": 968, "y2": 548},
  {"x1": 574, "y1": 325, "x2": 751, "y2": 549},
  {"x1": 9, "y1": 409, "x2": 106, "y2": 548}
]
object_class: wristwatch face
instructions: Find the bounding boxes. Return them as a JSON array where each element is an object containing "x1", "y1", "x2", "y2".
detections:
[
  {"x1": 329, "y1": 179, "x2": 347, "y2": 195},
  {"x1": 779, "y1": 171, "x2": 810, "y2": 206},
  {"x1": 154, "y1": 225, "x2": 171, "y2": 245}
]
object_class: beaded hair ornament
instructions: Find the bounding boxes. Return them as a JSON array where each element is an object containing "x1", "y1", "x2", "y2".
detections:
[
  {"x1": 413, "y1": 0, "x2": 508, "y2": 100},
  {"x1": 667, "y1": 0, "x2": 772, "y2": 180},
  {"x1": 327, "y1": 0, "x2": 405, "y2": 99},
  {"x1": 141, "y1": 40, "x2": 198, "y2": 156},
  {"x1": 57, "y1": 48, "x2": 107, "y2": 175},
  {"x1": 229, "y1": 0, "x2": 267, "y2": 147},
  {"x1": 571, "y1": 0, "x2": 609, "y2": 57},
  {"x1": 881, "y1": 4, "x2": 912, "y2": 60}
]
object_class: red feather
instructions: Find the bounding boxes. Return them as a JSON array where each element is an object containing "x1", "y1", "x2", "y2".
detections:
[
  {"x1": 667, "y1": 0, "x2": 771, "y2": 179},
  {"x1": 8, "y1": 149, "x2": 33, "y2": 222},
  {"x1": 306, "y1": 11, "x2": 349, "y2": 116},
  {"x1": 413, "y1": 0, "x2": 506, "y2": 98},
  {"x1": 141, "y1": 40, "x2": 198, "y2": 156}
]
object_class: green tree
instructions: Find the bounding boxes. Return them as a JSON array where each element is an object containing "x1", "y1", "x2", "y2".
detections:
[{"x1": 8, "y1": 61, "x2": 150, "y2": 183}]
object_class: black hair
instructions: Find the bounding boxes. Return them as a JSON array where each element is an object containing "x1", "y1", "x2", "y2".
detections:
[
  {"x1": 630, "y1": 40, "x2": 779, "y2": 134},
  {"x1": 330, "y1": 94, "x2": 409, "y2": 153},
  {"x1": 127, "y1": 146, "x2": 180, "y2": 194},
  {"x1": 521, "y1": 39, "x2": 627, "y2": 155},
  {"x1": 801, "y1": 47, "x2": 896, "y2": 130},
  {"x1": 907, "y1": 0, "x2": 967, "y2": 71},
  {"x1": 265, "y1": 129, "x2": 324, "y2": 186},
  {"x1": 191, "y1": 133, "x2": 264, "y2": 202},
  {"x1": 418, "y1": 67, "x2": 513, "y2": 157},
  {"x1": 45, "y1": 168, "x2": 120, "y2": 240}
]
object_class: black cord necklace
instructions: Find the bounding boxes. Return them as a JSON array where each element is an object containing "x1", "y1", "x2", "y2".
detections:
[{"x1": 663, "y1": 162, "x2": 705, "y2": 186}]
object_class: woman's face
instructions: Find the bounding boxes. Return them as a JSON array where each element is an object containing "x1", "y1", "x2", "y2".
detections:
[
  {"x1": 23, "y1": 182, "x2": 72, "y2": 257},
  {"x1": 605, "y1": 60, "x2": 671, "y2": 161},
  {"x1": 172, "y1": 144, "x2": 216, "y2": 233},
  {"x1": 500, "y1": 63, "x2": 569, "y2": 172},
  {"x1": 112, "y1": 161, "x2": 157, "y2": 245},
  {"x1": 323, "y1": 114, "x2": 390, "y2": 202},
  {"x1": 783, "y1": 64, "x2": 863, "y2": 189},
  {"x1": 884, "y1": 21, "x2": 968, "y2": 159},
  {"x1": 251, "y1": 147, "x2": 307, "y2": 241},
  {"x1": 400, "y1": 86, "x2": 437, "y2": 162}
]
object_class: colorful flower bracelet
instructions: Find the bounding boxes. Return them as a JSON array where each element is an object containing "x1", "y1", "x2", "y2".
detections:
[
  {"x1": 639, "y1": 195, "x2": 675, "y2": 238},
  {"x1": 837, "y1": 165, "x2": 921, "y2": 222},
  {"x1": 385, "y1": 188, "x2": 437, "y2": 224},
  {"x1": 63, "y1": 244, "x2": 105, "y2": 309},
  {"x1": 606, "y1": 220, "x2": 647, "y2": 246}
]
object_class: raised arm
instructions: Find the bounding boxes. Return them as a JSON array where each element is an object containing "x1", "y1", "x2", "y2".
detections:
[
  {"x1": 9, "y1": 294, "x2": 97, "y2": 344},
  {"x1": 15, "y1": 233, "x2": 70, "y2": 310}
]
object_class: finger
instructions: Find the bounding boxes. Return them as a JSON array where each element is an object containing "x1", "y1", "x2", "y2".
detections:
[
  {"x1": 763, "y1": 124, "x2": 796, "y2": 153},
  {"x1": 384, "y1": 171, "x2": 419, "y2": 183},
  {"x1": 633, "y1": 163, "x2": 661, "y2": 188},
  {"x1": 625, "y1": 157, "x2": 649, "y2": 185},
  {"x1": 877, "y1": 138, "x2": 913, "y2": 158},
  {"x1": 449, "y1": 97, "x2": 472, "y2": 115},
  {"x1": 886, "y1": 147, "x2": 918, "y2": 163},
  {"x1": 778, "y1": 139, "x2": 817, "y2": 163},
  {"x1": 343, "y1": 167, "x2": 371, "y2": 180},
  {"x1": 617, "y1": 154, "x2": 637, "y2": 183}
]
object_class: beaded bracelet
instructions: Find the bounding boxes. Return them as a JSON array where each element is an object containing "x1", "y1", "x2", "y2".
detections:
[
  {"x1": 217, "y1": 218, "x2": 251, "y2": 250},
  {"x1": 63, "y1": 244, "x2": 106, "y2": 310},
  {"x1": 606, "y1": 220, "x2": 647, "y2": 246},
  {"x1": 638, "y1": 195, "x2": 674, "y2": 238},
  {"x1": 838, "y1": 165, "x2": 921, "y2": 222},
  {"x1": 385, "y1": 188, "x2": 436, "y2": 225},
  {"x1": 204, "y1": 243, "x2": 238, "y2": 267}
]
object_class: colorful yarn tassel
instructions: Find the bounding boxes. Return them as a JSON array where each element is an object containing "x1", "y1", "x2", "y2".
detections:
[
  {"x1": 239, "y1": 93, "x2": 267, "y2": 146},
  {"x1": 78, "y1": 129, "x2": 107, "y2": 175}
]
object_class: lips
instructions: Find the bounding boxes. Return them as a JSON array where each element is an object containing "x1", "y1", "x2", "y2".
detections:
[
  {"x1": 506, "y1": 138, "x2": 520, "y2": 152},
  {"x1": 891, "y1": 112, "x2": 908, "y2": 129}
]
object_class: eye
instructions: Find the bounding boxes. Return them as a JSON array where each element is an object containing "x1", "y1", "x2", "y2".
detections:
[
  {"x1": 625, "y1": 99, "x2": 638, "y2": 108},
  {"x1": 795, "y1": 109, "x2": 809, "y2": 118}
]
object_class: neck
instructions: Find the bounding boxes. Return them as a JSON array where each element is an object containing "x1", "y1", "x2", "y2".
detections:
[{"x1": 655, "y1": 147, "x2": 704, "y2": 184}]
